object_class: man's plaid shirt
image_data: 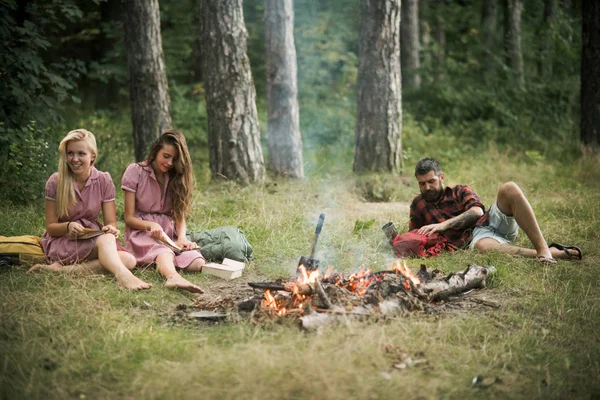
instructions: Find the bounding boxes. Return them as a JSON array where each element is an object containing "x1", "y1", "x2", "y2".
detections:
[{"x1": 409, "y1": 185, "x2": 488, "y2": 248}]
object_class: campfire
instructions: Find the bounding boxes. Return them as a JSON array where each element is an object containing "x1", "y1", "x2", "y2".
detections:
[
  {"x1": 192, "y1": 214, "x2": 497, "y2": 329},
  {"x1": 241, "y1": 259, "x2": 496, "y2": 329}
]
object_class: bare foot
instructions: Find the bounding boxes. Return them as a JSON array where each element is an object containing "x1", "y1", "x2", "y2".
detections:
[
  {"x1": 115, "y1": 272, "x2": 152, "y2": 290},
  {"x1": 165, "y1": 274, "x2": 204, "y2": 294},
  {"x1": 536, "y1": 255, "x2": 557, "y2": 265},
  {"x1": 27, "y1": 262, "x2": 61, "y2": 273}
]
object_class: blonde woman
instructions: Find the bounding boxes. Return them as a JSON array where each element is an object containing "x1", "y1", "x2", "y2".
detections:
[
  {"x1": 122, "y1": 129, "x2": 206, "y2": 293},
  {"x1": 28, "y1": 129, "x2": 152, "y2": 290}
]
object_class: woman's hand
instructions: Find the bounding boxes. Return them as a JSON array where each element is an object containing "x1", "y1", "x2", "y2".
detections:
[
  {"x1": 147, "y1": 222, "x2": 164, "y2": 240},
  {"x1": 102, "y1": 225, "x2": 120, "y2": 239},
  {"x1": 67, "y1": 221, "x2": 85, "y2": 238},
  {"x1": 176, "y1": 238, "x2": 198, "y2": 251}
]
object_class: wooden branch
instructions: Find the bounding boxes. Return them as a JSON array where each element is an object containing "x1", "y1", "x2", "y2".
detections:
[
  {"x1": 248, "y1": 282, "x2": 287, "y2": 291},
  {"x1": 314, "y1": 279, "x2": 333, "y2": 309}
]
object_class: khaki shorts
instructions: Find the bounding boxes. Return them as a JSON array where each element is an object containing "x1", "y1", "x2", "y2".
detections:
[{"x1": 469, "y1": 202, "x2": 519, "y2": 249}]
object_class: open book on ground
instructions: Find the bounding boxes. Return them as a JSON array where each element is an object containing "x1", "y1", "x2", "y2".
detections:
[
  {"x1": 72, "y1": 228, "x2": 105, "y2": 240},
  {"x1": 203, "y1": 258, "x2": 245, "y2": 280}
]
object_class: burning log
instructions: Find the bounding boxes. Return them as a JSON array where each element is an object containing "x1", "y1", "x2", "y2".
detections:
[{"x1": 248, "y1": 282, "x2": 288, "y2": 291}]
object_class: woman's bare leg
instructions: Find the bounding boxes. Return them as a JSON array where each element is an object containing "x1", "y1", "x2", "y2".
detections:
[
  {"x1": 94, "y1": 234, "x2": 151, "y2": 290},
  {"x1": 118, "y1": 251, "x2": 137, "y2": 270},
  {"x1": 185, "y1": 257, "x2": 206, "y2": 272},
  {"x1": 156, "y1": 253, "x2": 204, "y2": 293},
  {"x1": 27, "y1": 260, "x2": 104, "y2": 274}
]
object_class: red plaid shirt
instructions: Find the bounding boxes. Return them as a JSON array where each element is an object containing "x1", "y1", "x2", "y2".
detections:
[{"x1": 409, "y1": 185, "x2": 488, "y2": 248}]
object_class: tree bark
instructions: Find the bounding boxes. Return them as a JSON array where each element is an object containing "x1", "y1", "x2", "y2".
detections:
[
  {"x1": 581, "y1": 0, "x2": 600, "y2": 148},
  {"x1": 538, "y1": 0, "x2": 557, "y2": 80},
  {"x1": 265, "y1": 0, "x2": 304, "y2": 178},
  {"x1": 401, "y1": 0, "x2": 421, "y2": 89},
  {"x1": 430, "y1": 0, "x2": 446, "y2": 79},
  {"x1": 353, "y1": 0, "x2": 402, "y2": 174},
  {"x1": 199, "y1": 0, "x2": 266, "y2": 184},
  {"x1": 122, "y1": 0, "x2": 172, "y2": 162},
  {"x1": 480, "y1": 0, "x2": 497, "y2": 75},
  {"x1": 503, "y1": 0, "x2": 524, "y2": 89},
  {"x1": 191, "y1": 0, "x2": 203, "y2": 83}
]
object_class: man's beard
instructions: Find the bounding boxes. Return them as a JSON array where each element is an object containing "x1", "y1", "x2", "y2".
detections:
[{"x1": 422, "y1": 186, "x2": 443, "y2": 202}]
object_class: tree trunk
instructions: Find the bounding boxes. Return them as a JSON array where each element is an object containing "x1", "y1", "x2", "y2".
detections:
[
  {"x1": 480, "y1": 0, "x2": 497, "y2": 75},
  {"x1": 265, "y1": 0, "x2": 304, "y2": 178},
  {"x1": 581, "y1": 0, "x2": 600, "y2": 148},
  {"x1": 538, "y1": 0, "x2": 557, "y2": 80},
  {"x1": 353, "y1": 0, "x2": 402, "y2": 174},
  {"x1": 401, "y1": 0, "x2": 421, "y2": 89},
  {"x1": 200, "y1": 0, "x2": 266, "y2": 183},
  {"x1": 191, "y1": 0, "x2": 203, "y2": 83},
  {"x1": 503, "y1": 0, "x2": 524, "y2": 89},
  {"x1": 122, "y1": 0, "x2": 172, "y2": 161},
  {"x1": 418, "y1": 0, "x2": 431, "y2": 70},
  {"x1": 431, "y1": 1, "x2": 446, "y2": 79}
]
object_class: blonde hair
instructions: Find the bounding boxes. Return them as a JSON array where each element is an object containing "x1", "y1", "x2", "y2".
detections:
[
  {"x1": 56, "y1": 129, "x2": 97, "y2": 218},
  {"x1": 144, "y1": 129, "x2": 194, "y2": 223}
]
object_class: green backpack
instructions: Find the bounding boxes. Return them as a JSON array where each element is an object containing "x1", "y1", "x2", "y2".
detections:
[{"x1": 187, "y1": 226, "x2": 252, "y2": 262}]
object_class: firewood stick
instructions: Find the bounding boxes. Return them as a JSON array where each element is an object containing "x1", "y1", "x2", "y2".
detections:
[
  {"x1": 248, "y1": 282, "x2": 288, "y2": 291},
  {"x1": 315, "y1": 279, "x2": 333, "y2": 309}
]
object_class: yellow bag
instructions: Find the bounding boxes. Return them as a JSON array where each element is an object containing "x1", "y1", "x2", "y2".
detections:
[{"x1": 0, "y1": 235, "x2": 46, "y2": 265}]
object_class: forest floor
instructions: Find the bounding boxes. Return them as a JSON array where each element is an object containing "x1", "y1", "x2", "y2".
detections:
[{"x1": 1, "y1": 148, "x2": 599, "y2": 400}]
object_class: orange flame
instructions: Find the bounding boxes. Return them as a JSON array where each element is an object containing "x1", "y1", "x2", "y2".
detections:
[
  {"x1": 297, "y1": 264, "x2": 319, "y2": 284},
  {"x1": 388, "y1": 258, "x2": 421, "y2": 290},
  {"x1": 262, "y1": 290, "x2": 287, "y2": 316},
  {"x1": 260, "y1": 259, "x2": 422, "y2": 314}
]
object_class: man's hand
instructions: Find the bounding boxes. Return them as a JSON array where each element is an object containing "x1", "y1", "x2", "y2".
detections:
[{"x1": 417, "y1": 222, "x2": 447, "y2": 236}]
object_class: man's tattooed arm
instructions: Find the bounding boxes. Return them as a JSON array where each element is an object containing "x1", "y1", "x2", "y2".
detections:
[{"x1": 444, "y1": 207, "x2": 484, "y2": 230}]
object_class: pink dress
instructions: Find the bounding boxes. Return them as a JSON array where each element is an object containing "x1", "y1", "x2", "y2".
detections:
[
  {"x1": 41, "y1": 168, "x2": 115, "y2": 264},
  {"x1": 121, "y1": 162, "x2": 203, "y2": 268}
]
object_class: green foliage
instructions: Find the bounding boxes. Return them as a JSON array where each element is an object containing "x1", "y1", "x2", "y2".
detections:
[
  {"x1": 352, "y1": 218, "x2": 375, "y2": 234},
  {"x1": 408, "y1": 0, "x2": 581, "y2": 158},
  {"x1": 0, "y1": 122, "x2": 58, "y2": 203},
  {"x1": 294, "y1": 0, "x2": 359, "y2": 148},
  {"x1": 0, "y1": 0, "x2": 85, "y2": 128},
  {"x1": 0, "y1": 0, "x2": 86, "y2": 203},
  {"x1": 160, "y1": 0, "x2": 197, "y2": 84}
]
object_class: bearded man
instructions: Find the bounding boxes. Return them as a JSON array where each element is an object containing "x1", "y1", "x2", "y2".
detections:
[{"x1": 408, "y1": 158, "x2": 582, "y2": 263}]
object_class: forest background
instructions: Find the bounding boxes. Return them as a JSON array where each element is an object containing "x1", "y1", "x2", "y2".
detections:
[{"x1": 1, "y1": 0, "x2": 599, "y2": 399}]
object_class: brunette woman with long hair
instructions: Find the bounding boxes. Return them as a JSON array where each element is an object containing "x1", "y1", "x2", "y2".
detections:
[
  {"x1": 28, "y1": 129, "x2": 152, "y2": 290},
  {"x1": 122, "y1": 129, "x2": 205, "y2": 293}
]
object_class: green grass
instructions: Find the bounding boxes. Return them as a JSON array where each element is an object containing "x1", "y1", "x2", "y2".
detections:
[{"x1": 1, "y1": 148, "x2": 599, "y2": 400}]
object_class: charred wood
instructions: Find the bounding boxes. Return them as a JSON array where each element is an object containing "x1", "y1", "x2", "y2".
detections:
[
  {"x1": 314, "y1": 279, "x2": 333, "y2": 309},
  {"x1": 248, "y1": 282, "x2": 288, "y2": 291}
]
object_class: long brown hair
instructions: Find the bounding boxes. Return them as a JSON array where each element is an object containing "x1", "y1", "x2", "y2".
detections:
[
  {"x1": 56, "y1": 129, "x2": 97, "y2": 218},
  {"x1": 145, "y1": 129, "x2": 194, "y2": 222}
]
